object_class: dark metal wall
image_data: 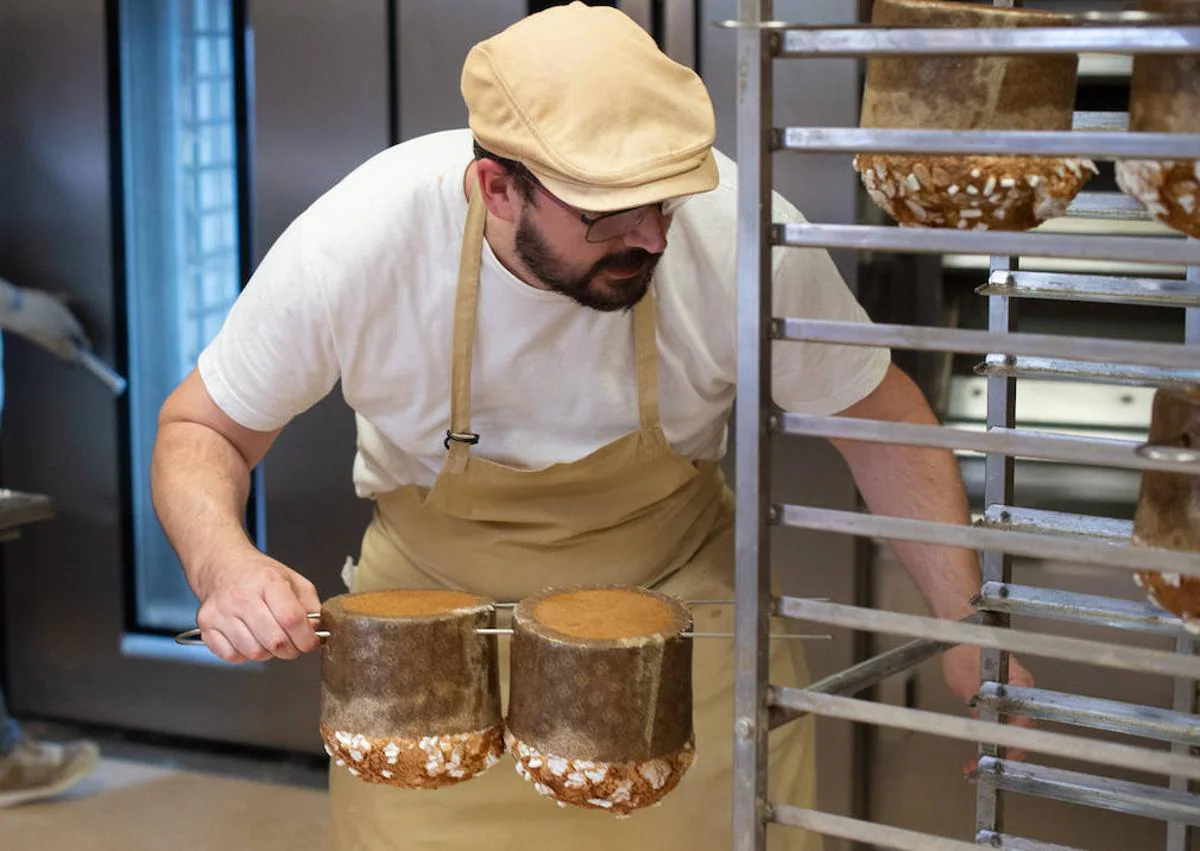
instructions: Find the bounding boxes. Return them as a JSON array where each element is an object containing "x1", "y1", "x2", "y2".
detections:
[
  {"x1": 0, "y1": 0, "x2": 390, "y2": 752},
  {"x1": 396, "y1": 0, "x2": 524, "y2": 139},
  {"x1": 249, "y1": 0, "x2": 387, "y2": 606},
  {"x1": 0, "y1": 0, "x2": 132, "y2": 724},
  {"x1": 0, "y1": 12, "x2": 868, "y2": 826}
]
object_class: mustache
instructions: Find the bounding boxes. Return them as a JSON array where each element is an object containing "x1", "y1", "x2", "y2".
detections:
[{"x1": 600, "y1": 249, "x2": 658, "y2": 269}]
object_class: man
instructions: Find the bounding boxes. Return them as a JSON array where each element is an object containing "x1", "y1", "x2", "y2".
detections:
[
  {"x1": 0, "y1": 275, "x2": 101, "y2": 808},
  {"x1": 151, "y1": 4, "x2": 1031, "y2": 849}
]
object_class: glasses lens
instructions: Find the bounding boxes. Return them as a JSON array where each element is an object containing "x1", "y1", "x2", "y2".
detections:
[{"x1": 586, "y1": 209, "x2": 646, "y2": 243}]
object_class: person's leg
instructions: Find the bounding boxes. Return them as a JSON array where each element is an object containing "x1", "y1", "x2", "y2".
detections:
[
  {"x1": 0, "y1": 684, "x2": 100, "y2": 808},
  {"x1": 0, "y1": 684, "x2": 24, "y2": 756}
]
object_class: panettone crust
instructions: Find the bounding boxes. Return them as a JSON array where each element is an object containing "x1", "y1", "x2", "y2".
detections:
[
  {"x1": 855, "y1": 154, "x2": 1095, "y2": 231},
  {"x1": 320, "y1": 590, "x2": 501, "y2": 739},
  {"x1": 506, "y1": 730, "x2": 695, "y2": 816},
  {"x1": 1132, "y1": 387, "x2": 1200, "y2": 627},
  {"x1": 321, "y1": 724, "x2": 504, "y2": 789},
  {"x1": 507, "y1": 586, "x2": 693, "y2": 765}
]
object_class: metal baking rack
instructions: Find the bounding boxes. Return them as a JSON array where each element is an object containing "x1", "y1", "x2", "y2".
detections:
[{"x1": 728, "y1": 3, "x2": 1200, "y2": 850}]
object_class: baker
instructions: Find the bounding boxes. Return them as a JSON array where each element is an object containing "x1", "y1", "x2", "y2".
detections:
[{"x1": 150, "y1": 4, "x2": 1032, "y2": 849}]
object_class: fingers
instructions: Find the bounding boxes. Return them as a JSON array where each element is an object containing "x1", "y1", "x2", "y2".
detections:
[
  {"x1": 198, "y1": 626, "x2": 248, "y2": 665},
  {"x1": 18, "y1": 290, "x2": 90, "y2": 356},
  {"x1": 29, "y1": 329, "x2": 82, "y2": 361},
  {"x1": 1010, "y1": 663, "x2": 1037, "y2": 689},
  {"x1": 193, "y1": 561, "x2": 323, "y2": 663},
  {"x1": 952, "y1": 653, "x2": 1037, "y2": 773},
  {"x1": 238, "y1": 585, "x2": 307, "y2": 660},
  {"x1": 195, "y1": 608, "x2": 264, "y2": 663},
  {"x1": 201, "y1": 600, "x2": 297, "y2": 662},
  {"x1": 289, "y1": 572, "x2": 323, "y2": 616},
  {"x1": 68, "y1": 332, "x2": 91, "y2": 353},
  {"x1": 55, "y1": 316, "x2": 90, "y2": 357},
  {"x1": 265, "y1": 577, "x2": 322, "y2": 654},
  {"x1": 227, "y1": 615, "x2": 276, "y2": 661},
  {"x1": 969, "y1": 697, "x2": 1033, "y2": 764},
  {"x1": 64, "y1": 315, "x2": 91, "y2": 351},
  {"x1": 50, "y1": 338, "x2": 81, "y2": 361}
]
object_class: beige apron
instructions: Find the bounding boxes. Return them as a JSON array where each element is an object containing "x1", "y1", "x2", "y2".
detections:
[{"x1": 331, "y1": 187, "x2": 819, "y2": 851}]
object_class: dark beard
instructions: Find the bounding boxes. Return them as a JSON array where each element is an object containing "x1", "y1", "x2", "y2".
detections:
[{"x1": 514, "y1": 211, "x2": 660, "y2": 312}]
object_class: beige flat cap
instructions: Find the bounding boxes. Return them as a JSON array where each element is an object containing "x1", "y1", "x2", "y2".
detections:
[{"x1": 461, "y1": 1, "x2": 718, "y2": 212}]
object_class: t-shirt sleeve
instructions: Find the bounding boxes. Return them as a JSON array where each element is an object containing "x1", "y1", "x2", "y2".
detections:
[
  {"x1": 197, "y1": 215, "x2": 340, "y2": 431},
  {"x1": 769, "y1": 193, "x2": 891, "y2": 415}
]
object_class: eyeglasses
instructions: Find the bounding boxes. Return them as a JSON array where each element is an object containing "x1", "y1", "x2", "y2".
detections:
[{"x1": 529, "y1": 179, "x2": 688, "y2": 243}]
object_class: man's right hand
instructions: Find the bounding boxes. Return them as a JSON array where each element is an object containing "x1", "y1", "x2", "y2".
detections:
[{"x1": 193, "y1": 552, "x2": 323, "y2": 664}]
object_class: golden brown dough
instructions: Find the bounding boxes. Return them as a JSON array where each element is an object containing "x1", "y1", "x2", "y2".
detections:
[
  {"x1": 319, "y1": 589, "x2": 504, "y2": 788},
  {"x1": 1132, "y1": 387, "x2": 1200, "y2": 630},
  {"x1": 856, "y1": 0, "x2": 1091, "y2": 231},
  {"x1": 1114, "y1": 0, "x2": 1200, "y2": 238},
  {"x1": 506, "y1": 585, "x2": 695, "y2": 815}
]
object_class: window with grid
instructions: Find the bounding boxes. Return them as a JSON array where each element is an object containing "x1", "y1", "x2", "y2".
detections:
[
  {"x1": 178, "y1": 2, "x2": 240, "y2": 371},
  {"x1": 118, "y1": 0, "x2": 252, "y2": 631}
]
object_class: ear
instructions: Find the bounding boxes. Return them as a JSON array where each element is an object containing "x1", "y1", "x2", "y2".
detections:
[{"x1": 474, "y1": 159, "x2": 524, "y2": 224}]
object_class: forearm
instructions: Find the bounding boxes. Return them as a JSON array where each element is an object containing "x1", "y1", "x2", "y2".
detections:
[
  {"x1": 824, "y1": 366, "x2": 1036, "y2": 705},
  {"x1": 150, "y1": 421, "x2": 257, "y2": 598},
  {"x1": 832, "y1": 394, "x2": 980, "y2": 621}
]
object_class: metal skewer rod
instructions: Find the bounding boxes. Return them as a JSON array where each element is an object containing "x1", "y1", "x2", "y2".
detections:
[
  {"x1": 684, "y1": 598, "x2": 831, "y2": 606},
  {"x1": 174, "y1": 602, "x2": 837, "y2": 644},
  {"x1": 490, "y1": 597, "x2": 830, "y2": 609},
  {"x1": 491, "y1": 600, "x2": 743, "y2": 608},
  {"x1": 474, "y1": 628, "x2": 832, "y2": 640}
]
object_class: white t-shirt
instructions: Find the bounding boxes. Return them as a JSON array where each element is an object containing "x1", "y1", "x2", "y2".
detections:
[{"x1": 198, "y1": 128, "x2": 890, "y2": 497}]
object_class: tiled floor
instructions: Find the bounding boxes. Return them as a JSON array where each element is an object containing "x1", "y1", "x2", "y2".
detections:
[{"x1": 0, "y1": 722, "x2": 332, "y2": 851}]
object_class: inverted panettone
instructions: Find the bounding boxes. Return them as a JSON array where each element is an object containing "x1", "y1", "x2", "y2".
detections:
[
  {"x1": 505, "y1": 585, "x2": 695, "y2": 817},
  {"x1": 319, "y1": 589, "x2": 503, "y2": 788},
  {"x1": 1115, "y1": 0, "x2": 1200, "y2": 239},
  {"x1": 1132, "y1": 387, "x2": 1200, "y2": 631},
  {"x1": 856, "y1": 0, "x2": 1095, "y2": 231}
]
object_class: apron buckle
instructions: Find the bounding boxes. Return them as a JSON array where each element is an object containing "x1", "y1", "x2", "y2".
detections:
[{"x1": 444, "y1": 430, "x2": 481, "y2": 450}]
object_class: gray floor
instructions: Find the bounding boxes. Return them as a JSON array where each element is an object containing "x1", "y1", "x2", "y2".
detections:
[
  {"x1": 18, "y1": 717, "x2": 330, "y2": 790},
  {"x1": 2, "y1": 719, "x2": 333, "y2": 851}
]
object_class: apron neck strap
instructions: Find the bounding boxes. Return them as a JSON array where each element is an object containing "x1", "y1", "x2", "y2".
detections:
[
  {"x1": 446, "y1": 182, "x2": 487, "y2": 469},
  {"x1": 631, "y1": 291, "x2": 660, "y2": 430},
  {"x1": 448, "y1": 180, "x2": 663, "y2": 467}
]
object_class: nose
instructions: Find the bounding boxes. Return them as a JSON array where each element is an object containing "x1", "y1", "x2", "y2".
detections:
[{"x1": 622, "y1": 208, "x2": 668, "y2": 254}]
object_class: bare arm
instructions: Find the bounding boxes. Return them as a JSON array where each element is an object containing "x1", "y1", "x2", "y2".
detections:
[
  {"x1": 152, "y1": 368, "x2": 321, "y2": 663},
  {"x1": 830, "y1": 364, "x2": 1034, "y2": 708},
  {"x1": 830, "y1": 363, "x2": 978, "y2": 621},
  {"x1": 152, "y1": 369, "x2": 274, "y2": 588}
]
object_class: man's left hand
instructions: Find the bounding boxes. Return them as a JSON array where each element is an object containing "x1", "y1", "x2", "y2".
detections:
[{"x1": 941, "y1": 644, "x2": 1036, "y2": 771}]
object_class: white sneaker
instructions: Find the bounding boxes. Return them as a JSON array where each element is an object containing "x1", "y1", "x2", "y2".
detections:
[{"x1": 0, "y1": 736, "x2": 100, "y2": 808}]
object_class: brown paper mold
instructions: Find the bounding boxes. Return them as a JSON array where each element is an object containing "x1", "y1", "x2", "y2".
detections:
[
  {"x1": 1133, "y1": 387, "x2": 1200, "y2": 631},
  {"x1": 319, "y1": 589, "x2": 503, "y2": 788},
  {"x1": 856, "y1": 0, "x2": 1095, "y2": 231},
  {"x1": 505, "y1": 585, "x2": 695, "y2": 817},
  {"x1": 1115, "y1": 0, "x2": 1200, "y2": 239}
]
